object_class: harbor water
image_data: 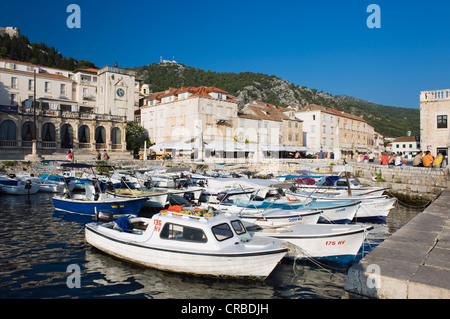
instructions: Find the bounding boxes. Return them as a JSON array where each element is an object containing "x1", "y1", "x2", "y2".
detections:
[{"x1": 0, "y1": 192, "x2": 423, "y2": 299}]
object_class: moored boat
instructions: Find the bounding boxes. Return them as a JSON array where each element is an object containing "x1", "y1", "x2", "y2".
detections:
[
  {"x1": 221, "y1": 198, "x2": 360, "y2": 224},
  {"x1": 250, "y1": 223, "x2": 373, "y2": 265},
  {"x1": 85, "y1": 211, "x2": 288, "y2": 279},
  {"x1": 0, "y1": 174, "x2": 40, "y2": 195}
]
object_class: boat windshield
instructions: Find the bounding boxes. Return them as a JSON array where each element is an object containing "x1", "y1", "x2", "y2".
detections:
[
  {"x1": 160, "y1": 223, "x2": 207, "y2": 243},
  {"x1": 231, "y1": 220, "x2": 246, "y2": 235},
  {"x1": 212, "y1": 223, "x2": 233, "y2": 241}
]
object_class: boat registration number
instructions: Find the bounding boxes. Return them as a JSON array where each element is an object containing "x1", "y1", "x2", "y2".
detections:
[
  {"x1": 154, "y1": 219, "x2": 162, "y2": 232},
  {"x1": 325, "y1": 240, "x2": 345, "y2": 246}
]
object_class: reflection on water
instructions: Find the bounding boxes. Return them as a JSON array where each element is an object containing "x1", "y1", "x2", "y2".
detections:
[{"x1": 0, "y1": 192, "x2": 423, "y2": 299}]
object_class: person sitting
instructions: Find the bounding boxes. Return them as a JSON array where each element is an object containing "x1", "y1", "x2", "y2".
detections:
[
  {"x1": 413, "y1": 151, "x2": 423, "y2": 167},
  {"x1": 422, "y1": 151, "x2": 434, "y2": 167}
]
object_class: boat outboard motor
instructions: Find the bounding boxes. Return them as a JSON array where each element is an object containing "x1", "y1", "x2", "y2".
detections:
[
  {"x1": 96, "y1": 210, "x2": 114, "y2": 223},
  {"x1": 25, "y1": 179, "x2": 32, "y2": 189},
  {"x1": 144, "y1": 177, "x2": 152, "y2": 189},
  {"x1": 183, "y1": 192, "x2": 195, "y2": 202},
  {"x1": 106, "y1": 181, "x2": 115, "y2": 192},
  {"x1": 64, "y1": 177, "x2": 71, "y2": 187}
]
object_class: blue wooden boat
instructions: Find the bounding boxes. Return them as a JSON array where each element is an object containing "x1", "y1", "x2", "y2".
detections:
[
  {"x1": 52, "y1": 195, "x2": 147, "y2": 216},
  {"x1": 52, "y1": 163, "x2": 147, "y2": 217}
]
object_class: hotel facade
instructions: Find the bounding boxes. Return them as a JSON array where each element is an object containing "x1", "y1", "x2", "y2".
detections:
[{"x1": 0, "y1": 58, "x2": 140, "y2": 159}]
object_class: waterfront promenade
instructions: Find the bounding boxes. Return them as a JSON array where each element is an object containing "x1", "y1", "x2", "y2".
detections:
[{"x1": 344, "y1": 189, "x2": 450, "y2": 299}]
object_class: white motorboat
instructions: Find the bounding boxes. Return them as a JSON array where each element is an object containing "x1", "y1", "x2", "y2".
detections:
[
  {"x1": 286, "y1": 191, "x2": 397, "y2": 223},
  {"x1": 85, "y1": 210, "x2": 288, "y2": 279},
  {"x1": 289, "y1": 175, "x2": 386, "y2": 196},
  {"x1": 222, "y1": 198, "x2": 360, "y2": 224},
  {"x1": 203, "y1": 203, "x2": 321, "y2": 227},
  {"x1": 0, "y1": 174, "x2": 40, "y2": 195},
  {"x1": 250, "y1": 223, "x2": 373, "y2": 265}
]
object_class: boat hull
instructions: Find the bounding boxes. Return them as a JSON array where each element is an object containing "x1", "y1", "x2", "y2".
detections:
[
  {"x1": 52, "y1": 196, "x2": 147, "y2": 216},
  {"x1": 0, "y1": 184, "x2": 40, "y2": 195},
  {"x1": 85, "y1": 224, "x2": 287, "y2": 279},
  {"x1": 254, "y1": 224, "x2": 372, "y2": 265},
  {"x1": 354, "y1": 197, "x2": 397, "y2": 223}
]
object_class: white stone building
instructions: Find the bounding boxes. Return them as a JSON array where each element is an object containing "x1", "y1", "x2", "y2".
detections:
[
  {"x1": 140, "y1": 86, "x2": 240, "y2": 159},
  {"x1": 420, "y1": 89, "x2": 450, "y2": 157},
  {"x1": 391, "y1": 136, "x2": 421, "y2": 158},
  {"x1": 295, "y1": 104, "x2": 377, "y2": 159},
  {"x1": 0, "y1": 58, "x2": 139, "y2": 159}
]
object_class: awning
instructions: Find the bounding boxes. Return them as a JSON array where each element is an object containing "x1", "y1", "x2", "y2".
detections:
[
  {"x1": 204, "y1": 140, "x2": 255, "y2": 152},
  {"x1": 263, "y1": 145, "x2": 308, "y2": 152},
  {"x1": 150, "y1": 138, "x2": 199, "y2": 150}
]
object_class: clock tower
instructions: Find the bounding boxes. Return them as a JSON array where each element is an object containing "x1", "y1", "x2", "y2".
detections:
[{"x1": 97, "y1": 65, "x2": 136, "y2": 121}]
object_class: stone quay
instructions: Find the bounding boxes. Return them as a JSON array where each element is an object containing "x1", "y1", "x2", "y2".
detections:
[{"x1": 343, "y1": 189, "x2": 450, "y2": 299}]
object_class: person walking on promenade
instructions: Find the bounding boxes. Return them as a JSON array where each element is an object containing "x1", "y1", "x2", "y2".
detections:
[
  {"x1": 67, "y1": 150, "x2": 73, "y2": 162},
  {"x1": 413, "y1": 151, "x2": 423, "y2": 167},
  {"x1": 422, "y1": 151, "x2": 434, "y2": 167},
  {"x1": 96, "y1": 150, "x2": 102, "y2": 160}
]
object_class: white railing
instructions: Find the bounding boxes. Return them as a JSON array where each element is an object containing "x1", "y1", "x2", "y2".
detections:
[{"x1": 420, "y1": 89, "x2": 450, "y2": 101}]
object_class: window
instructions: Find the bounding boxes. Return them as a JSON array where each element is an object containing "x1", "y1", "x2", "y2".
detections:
[
  {"x1": 403, "y1": 144, "x2": 406, "y2": 148},
  {"x1": 45, "y1": 82, "x2": 51, "y2": 93},
  {"x1": 83, "y1": 88, "x2": 88, "y2": 97},
  {"x1": 212, "y1": 223, "x2": 233, "y2": 241},
  {"x1": 312, "y1": 115, "x2": 316, "y2": 120},
  {"x1": 437, "y1": 115, "x2": 447, "y2": 129},
  {"x1": 11, "y1": 77, "x2": 17, "y2": 89},
  {"x1": 10, "y1": 94, "x2": 16, "y2": 106},
  {"x1": 231, "y1": 220, "x2": 246, "y2": 235},
  {"x1": 28, "y1": 79, "x2": 34, "y2": 91},
  {"x1": 60, "y1": 84, "x2": 66, "y2": 95},
  {"x1": 160, "y1": 223, "x2": 207, "y2": 243}
]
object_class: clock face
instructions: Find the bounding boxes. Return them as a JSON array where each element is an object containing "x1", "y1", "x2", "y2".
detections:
[{"x1": 116, "y1": 88, "x2": 125, "y2": 97}]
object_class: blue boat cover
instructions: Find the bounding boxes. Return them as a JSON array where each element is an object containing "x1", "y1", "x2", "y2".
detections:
[
  {"x1": 114, "y1": 216, "x2": 131, "y2": 232},
  {"x1": 325, "y1": 176, "x2": 339, "y2": 181}
]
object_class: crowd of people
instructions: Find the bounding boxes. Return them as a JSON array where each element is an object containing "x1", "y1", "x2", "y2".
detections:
[{"x1": 372, "y1": 150, "x2": 448, "y2": 168}]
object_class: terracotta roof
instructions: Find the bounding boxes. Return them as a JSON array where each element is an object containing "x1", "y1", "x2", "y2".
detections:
[
  {"x1": 0, "y1": 67, "x2": 71, "y2": 80},
  {"x1": 298, "y1": 104, "x2": 368, "y2": 123},
  {"x1": 393, "y1": 136, "x2": 417, "y2": 143},
  {"x1": 144, "y1": 86, "x2": 232, "y2": 103},
  {"x1": 0, "y1": 57, "x2": 72, "y2": 72},
  {"x1": 74, "y1": 68, "x2": 99, "y2": 74}
]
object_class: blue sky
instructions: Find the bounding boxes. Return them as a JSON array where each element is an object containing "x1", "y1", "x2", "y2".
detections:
[{"x1": 2, "y1": 0, "x2": 450, "y2": 109}]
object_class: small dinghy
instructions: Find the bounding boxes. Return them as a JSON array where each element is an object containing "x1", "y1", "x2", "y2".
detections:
[
  {"x1": 85, "y1": 210, "x2": 288, "y2": 279},
  {"x1": 0, "y1": 174, "x2": 40, "y2": 195}
]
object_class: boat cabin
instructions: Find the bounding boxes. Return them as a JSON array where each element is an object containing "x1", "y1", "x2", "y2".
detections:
[{"x1": 101, "y1": 208, "x2": 252, "y2": 250}]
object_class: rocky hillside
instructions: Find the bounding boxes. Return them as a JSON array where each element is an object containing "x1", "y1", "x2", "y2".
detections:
[{"x1": 135, "y1": 62, "x2": 420, "y2": 138}]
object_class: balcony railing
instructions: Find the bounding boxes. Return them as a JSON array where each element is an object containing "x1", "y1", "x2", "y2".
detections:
[
  {"x1": 0, "y1": 140, "x2": 17, "y2": 147},
  {"x1": 421, "y1": 89, "x2": 450, "y2": 102}
]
